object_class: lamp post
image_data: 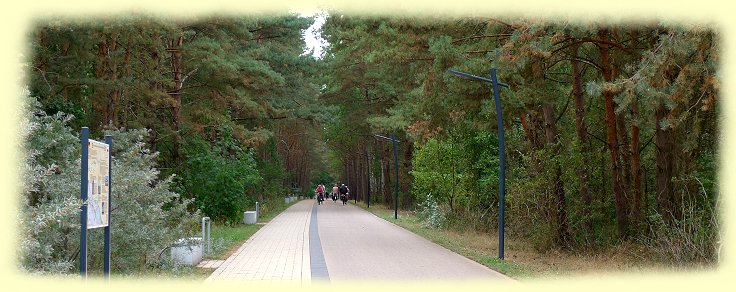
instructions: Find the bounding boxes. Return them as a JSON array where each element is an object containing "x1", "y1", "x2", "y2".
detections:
[
  {"x1": 372, "y1": 134, "x2": 400, "y2": 219},
  {"x1": 365, "y1": 145, "x2": 371, "y2": 208},
  {"x1": 447, "y1": 68, "x2": 509, "y2": 260}
]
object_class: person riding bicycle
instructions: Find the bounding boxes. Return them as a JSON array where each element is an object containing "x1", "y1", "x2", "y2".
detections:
[
  {"x1": 316, "y1": 184, "x2": 325, "y2": 205},
  {"x1": 332, "y1": 183, "x2": 339, "y2": 202},
  {"x1": 338, "y1": 183, "x2": 349, "y2": 205}
]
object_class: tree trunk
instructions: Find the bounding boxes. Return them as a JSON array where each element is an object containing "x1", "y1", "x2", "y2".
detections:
[
  {"x1": 521, "y1": 110, "x2": 550, "y2": 225},
  {"x1": 357, "y1": 151, "x2": 363, "y2": 202},
  {"x1": 95, "y1": 35, "x2": 109, "y2": 130},
  {"x1": 361, "y1": 143, "x2": 367, "y2": 202},
  {"x1": 520, "y1": 111, "x2": 543, "y2": 154},
  {"x1": 381, "y1": 145, "x2": 391, "y2": 206},
  {"x1": 571, "y1": 42, "x2": 594, "y2": 241},
  {"x1": 402, "y1": 143, "x2": 413, "y2": 208},
  {"x1": 543, "y1": 104, "x2": 571, "y2": 248},
  {"x1": 599, "y1": 28, "x2": 629, "y2": 239},
  {"x1": 612, "y1": 28, "x2": 633, "y2": 223},
  {"x1": 384, "y1": 143, "x2": 396, "y2": 206},
  {"x1": 631, "y1": 99, "x2": 643, "y2": 229},
  {"x1": 520, "y1": 113, "x2": 532, "y2": 146},
  {"x1": 348, "y1": 154, "x2": 354, "y2": 193},
  {"x1": 655, "y1": 101, "x2": 677, "y2": 223},
  {"x1": 367, "y1": 143, "x2": 374, "y2": 205},
  {"x1": 147, "y1": 33, "x2": 162, "y2": 154},
  {"x1": 169, "y1": 35, "x2": 184, "y2": 164},
  {"x1": 34, "y1": 30, "x2": 47, "y2": 72},
  {"x1": 343, "y1": 155, "x2": 349, "y2": 185},
  {"x1": 121, "y1": 37, "x2": 132, "y2": 128},
  {"x1": 107, "y1": 36, "x2": 119, "y2": 127},
  {"x1": 354, "y1": 155, "x2": 358, "y2": 200},
  {"x1": 617, "y1": 113, "x2": 633, "y2": 207}
]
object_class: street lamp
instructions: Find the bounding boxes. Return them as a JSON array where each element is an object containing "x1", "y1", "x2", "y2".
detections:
[
  {"x1": 365, "y1": 145, "x2": 371, "y2": 209},
  {"x1": 447, "y1": 68, "x2": 509, "y2": 260},
  {"x1": 372, "y1": 134, "x2": 400, "y2": 220}
]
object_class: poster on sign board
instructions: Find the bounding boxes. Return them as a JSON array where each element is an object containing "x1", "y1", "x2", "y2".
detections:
[{"x1": 87, "y1": 140, "x2": 109, "y2": 229}]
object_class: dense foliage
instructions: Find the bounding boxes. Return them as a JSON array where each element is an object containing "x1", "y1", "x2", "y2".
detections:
[
  {"x1": 23, "y1": 14, "x2": 330, "y2": 275},
  {"x1": 179, "y1": 127, "x2": 261, "y2": 223},
  {"x1": 28, "y1": 15, "x2": 328, "y2": 223}
]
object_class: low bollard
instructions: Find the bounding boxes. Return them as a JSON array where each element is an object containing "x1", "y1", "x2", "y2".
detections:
[
  {"x1": 201, "y1": 217, "x2": 211, "y2": 255},
  {"x1": 255, "y1": 202, "x2": 259, "y2": 220}
]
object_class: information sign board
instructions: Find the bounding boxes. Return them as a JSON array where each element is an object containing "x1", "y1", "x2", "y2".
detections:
[{"x1": 87, "y1": 140, "x2": 109, "y2": 229}]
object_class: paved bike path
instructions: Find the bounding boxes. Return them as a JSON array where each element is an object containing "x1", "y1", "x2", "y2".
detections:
[
  {"x1": 205, "y1": 199, "x2": 510, "y2": 283},
  {"x1": 205, "y1": 199, "x2": 312, "y2": 283},
  {"x1": 316, "y1": 200, "x2": 510, "y2": 282}
]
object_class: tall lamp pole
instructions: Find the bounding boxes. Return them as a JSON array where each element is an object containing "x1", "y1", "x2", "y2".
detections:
[
  {"x1": 372, "y1": 134, "x2": 400, "y2": 219},
  {"x1": 365, "y1": 145, "x2": 371, "y2": 208},
  {"x1": 447, "y1": 68, "x2": 509, "y2": 260}
]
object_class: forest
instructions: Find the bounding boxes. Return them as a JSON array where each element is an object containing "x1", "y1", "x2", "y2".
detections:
[{"x1": 20, "y1": 12, "x2": 719, "y2": 274}]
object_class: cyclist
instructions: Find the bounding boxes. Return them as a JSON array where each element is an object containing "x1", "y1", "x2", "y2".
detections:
[
  {"x1": 332, "y1": 183, "x2": 339, "y2": 202},
  {"x1": 339, "y1": 183, "x2": 350, "y2": 205},
  {"x1": 315, "y1": 184, "x2": 325, "y2": 205}
]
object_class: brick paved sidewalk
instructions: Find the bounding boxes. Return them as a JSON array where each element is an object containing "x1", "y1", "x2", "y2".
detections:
[{"x1": 205, "y1": 199, "x2": 313, "y2": 283}]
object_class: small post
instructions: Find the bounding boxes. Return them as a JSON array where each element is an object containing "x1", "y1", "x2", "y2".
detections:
[
  {"x1": 202, "y1": 217, "x2": 211, "y2": 255},
  {"x1": 80, "y1": 127, "x2": 89, "y2": 278},
  {"x1": 104, "y1": 134, "x2": 112, "y2": 278},
  {"x1": 255, "y1": 202, "x2": 260, "y2": 220}
]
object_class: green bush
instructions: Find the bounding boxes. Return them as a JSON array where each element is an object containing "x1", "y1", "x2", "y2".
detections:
[
  {"x1": 179, "y1": 127, "x2": 261, "y2": 223},
  {"x1": 411, "y1": 138, "x2": 470, "y2": 214},
  {"x1": 644, "y1": 183, "x2": 720, "y2": 265}
]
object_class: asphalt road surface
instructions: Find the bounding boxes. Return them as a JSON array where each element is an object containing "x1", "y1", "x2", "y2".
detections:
[{"x1": 313, "y1": 200, "x2": 510, "y2": 282}]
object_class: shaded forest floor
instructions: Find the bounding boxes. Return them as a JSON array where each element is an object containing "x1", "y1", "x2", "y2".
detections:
[{"x1": 355, "y1": 202, "x2": 710, "y2": 279}]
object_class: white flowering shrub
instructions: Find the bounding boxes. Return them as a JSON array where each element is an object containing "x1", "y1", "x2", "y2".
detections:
[
  {"x1": 19, "y1": 97, "x2": 199, "y2": 275},
  {"x1": 18, "y1": 97, "x2": 82, "y2": 274},
  {"x1": 418, "y1": 193, "x2": 446, "y2": 229}
]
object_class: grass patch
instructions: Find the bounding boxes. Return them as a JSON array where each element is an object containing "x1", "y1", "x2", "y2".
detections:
[
  {"x1": 356, "y1": 202, "x2": 665, "y2": 280},
  {"x1": 207, "y1": 224, "x2": 262, "y2": 259}
]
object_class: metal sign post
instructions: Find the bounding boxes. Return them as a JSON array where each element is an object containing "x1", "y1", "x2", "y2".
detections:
[
  {"x1": 80, "y1": 128, "x2": 89, "y2": 278},
  {"x1": 79, "y1": 128, "x2": 112, "y2": 277},
  {"x1": 104, "y1": 134, "x2": 112, "y2": 278}
]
